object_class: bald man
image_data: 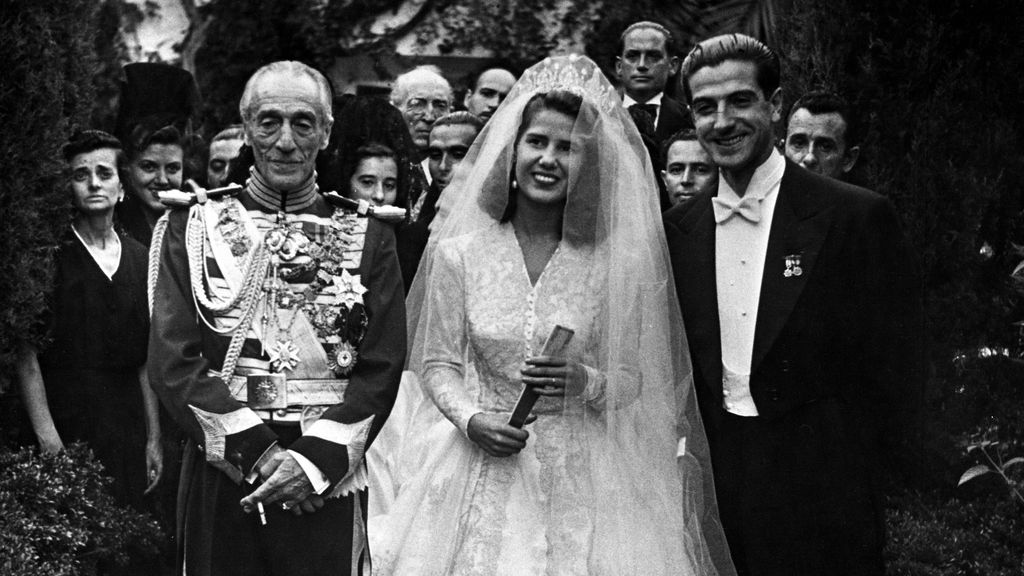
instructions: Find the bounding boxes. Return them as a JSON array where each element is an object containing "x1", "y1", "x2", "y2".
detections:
[{"x1": 463, "y1": 67, "x2": 516, "y2": 123}]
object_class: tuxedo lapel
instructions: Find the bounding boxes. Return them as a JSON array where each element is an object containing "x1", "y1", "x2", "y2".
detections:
[
  {"x1": 751, "y1": 164, "x2": 834, "y2": 372},
  {"x1": 673, "y1": 194, "x2": 723, "y2": 400},
  {"x1": 655, "y1": 98, "x2": 688, "y2": 142}
]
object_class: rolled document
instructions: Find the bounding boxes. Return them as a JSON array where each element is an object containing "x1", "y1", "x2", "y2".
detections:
[{"x1": 508, "y1": 325, "x2": 574, "y2": 428}]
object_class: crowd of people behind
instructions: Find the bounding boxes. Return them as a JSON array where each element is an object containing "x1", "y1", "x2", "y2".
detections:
[{"x1": 16, "y1": 20, "x2": 921, "y2": 576}]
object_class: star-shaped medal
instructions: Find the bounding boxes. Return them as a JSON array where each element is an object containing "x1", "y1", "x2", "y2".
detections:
[{"x1": 331, "y1": 269, "x2": 367, "y2": 308}]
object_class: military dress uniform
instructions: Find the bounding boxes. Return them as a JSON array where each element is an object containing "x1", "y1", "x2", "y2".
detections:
[{"x1": 148, "y1": 171, "x2": 405, "y2": 576}]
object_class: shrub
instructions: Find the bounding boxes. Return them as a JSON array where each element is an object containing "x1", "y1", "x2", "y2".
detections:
[
  {"x1": 0, "y1": 444, "x2": 162, "y2": 576},
  {"x1": 0, "y1": 1, "x2": 100, "y2": 392},
  {"x1": 886, "y1": 490, "x2": 1024, "y2": 576}
]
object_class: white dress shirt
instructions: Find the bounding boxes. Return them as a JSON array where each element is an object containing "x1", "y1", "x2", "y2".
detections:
[
  {"x1": 420, "y1": 156, "x2": 432, "y2": 185},
  {"x1": 623, "y1": 92, "x2": 664, "y2": 128},
  {"x1": 715, "y1": 149, "x2": 786, "y2": 416}
]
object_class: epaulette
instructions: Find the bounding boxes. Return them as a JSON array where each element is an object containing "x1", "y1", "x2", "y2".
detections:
[
  {"x1": 157, "y1": 180, "x2": 407, "y2": 223},
  {"x1": 157, "y1": 180, "x2": 243, "y2": 206},
  {"x1": 322, "y1": 192, "x2": 407, "y2": 223}
]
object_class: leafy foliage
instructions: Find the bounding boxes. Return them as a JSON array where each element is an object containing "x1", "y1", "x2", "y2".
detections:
[
  {"x1": 91, "y1": 0, "x2": 146, "y2": 132},
  {"x1": 191, "y1": 0, "x2": 338, "y2": 135},
  {"x1": 957, "y1": 427, "x2": 1024, "y2": 505},
  {"x1": 776, "y1": 0, "x2": 1024, "y2": 571},
  {"x1": 885, "y1": 490, "x2": 1024, "y2": 576},
  {"x1": 0, "y1": 444, "x2": 162, "y2": 576},
  {"x1": 415, "y1": 0, "x2": 595, "y2": 69},
  {"x1": 0, "y1": 0, "x2": 101, "y2": 390}
]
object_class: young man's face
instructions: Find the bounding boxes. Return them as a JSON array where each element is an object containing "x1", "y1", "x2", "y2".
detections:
[
  {"x1": 207, "y1": 137, "x2": 244, "y2": 188},
  {"x1": 661, "y1": 139, "x2": 717, "y2": 206},
  {"x1": 688, "y1": 59, "x2": 781, "y2": 183},
  {"x1": 616, "y1": 28, "x2": 678, "y2": 103},
  {"x1": 428, "y1": 123, "x2": 479, "y2": 190},
  {"x1": 784, "y1": 108, "x2": 858, "y2": 179},
  {"x1": 464, "y1": 69, "x2": 515, "y2": 122}
]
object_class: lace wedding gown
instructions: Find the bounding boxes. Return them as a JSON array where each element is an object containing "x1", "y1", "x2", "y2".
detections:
[{"x1": 371, "y1": 222, "x2": 635, "y2": 576}]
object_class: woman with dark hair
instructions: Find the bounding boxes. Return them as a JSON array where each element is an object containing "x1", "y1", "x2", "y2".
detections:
[
  {"x1": 370, "y1": 55, "x2": 733, "y2": 576},
  {"x1": 323, "y1": 96, "x2": 414, "y2": 204},
  {"x1": 117, "y1": 124, "x2": 184, "y2": 246},
  {"x1": 340, "y1": 142, "x2": 402, "y2": 208},
  {"x1": 16, "y1": 130, "x2": 163, "y2": 510}
]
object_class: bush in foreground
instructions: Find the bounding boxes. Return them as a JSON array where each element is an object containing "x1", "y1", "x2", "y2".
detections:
[{"x1": 0, "y1": 444, "x2": 162, "y2": 576}]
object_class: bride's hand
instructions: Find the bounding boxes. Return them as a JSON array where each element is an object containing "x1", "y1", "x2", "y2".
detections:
[
  {"x1": 467, "y1": 412, "x2": 530, "y2": 457},
  {"x1": 521, "y1": 356, "x2": 586, "y2": 397}
]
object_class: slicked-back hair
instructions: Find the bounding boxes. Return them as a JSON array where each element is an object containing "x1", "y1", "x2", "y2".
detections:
[
  {"x1": 788, "y1": 90, "x2": 858, "y2": 146},
  {"x1": 617, "y1": 21, "x2": 676, "y2": 57},
  {"x1": 661, "y1": 127, "x2": 699, "y2": 165},
  {"x1": 239, "y1": 61, "x2": 333, "y2": 125},
  {"x1": 63, "y1": 130, "x2": 123, "y2": 162},
  {"x1": 390, "y1": 65, "x2": 452, "y2": 107},
  {"x1": 432, "y1": 111, "x2": 484, "y2": 133},
  {"x1": 212, "y1": 124, "x2": 244, "y2": 143},
  {"x1": 680, "y1": 33, "x2": 780, "y2": 104}
]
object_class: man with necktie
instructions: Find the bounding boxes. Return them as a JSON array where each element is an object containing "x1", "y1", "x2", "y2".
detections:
[
  {"x1": 663, "y1": 34, "x2": 925, "y2": 576},
  {"x1": 616, "y1": 21, "x2": 691, "y2": 142}
]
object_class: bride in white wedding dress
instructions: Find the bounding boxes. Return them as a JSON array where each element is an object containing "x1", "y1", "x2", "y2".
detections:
[{"x1": 370, "y1": 54, "x2": 734, "y2": 576}]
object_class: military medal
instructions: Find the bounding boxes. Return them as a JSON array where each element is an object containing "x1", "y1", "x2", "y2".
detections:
[
  {"x1": 268, "y1": 340, "x2": 301, "y2": 372},
  {"x1": 330, "y1": 341, "x2": 358, "y2": 377},
  {"x1": 784, "y1": 253, "x2": 803, "y2": 277}
]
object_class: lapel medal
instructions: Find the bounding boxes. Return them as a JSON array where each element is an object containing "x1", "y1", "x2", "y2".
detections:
[{"x1": 783, "y1": 253, "x2": 803, "y2": 278}]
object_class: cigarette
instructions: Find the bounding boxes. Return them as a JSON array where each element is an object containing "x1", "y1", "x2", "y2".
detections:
[{"x1": 257, "y1": 501, "x2": 267, "y2": 526}]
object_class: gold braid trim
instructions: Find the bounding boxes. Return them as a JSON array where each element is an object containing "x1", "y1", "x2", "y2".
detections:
[
  {"x1": 147, "y1": 212, "x2": 171, "y2": 316},
  {"x1": 183, "y1": 204, "x2": 272, "y2": 383}
]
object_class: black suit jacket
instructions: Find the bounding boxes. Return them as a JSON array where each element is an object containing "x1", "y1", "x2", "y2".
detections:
[
  {"x1": 654, "y1": 96, "x2": 691, "y2": 143},
  {"x1": 664, "y1": 161, "x2": 924, "y2": 576}
]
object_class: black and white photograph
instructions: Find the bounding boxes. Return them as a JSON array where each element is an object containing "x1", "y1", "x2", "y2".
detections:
[{"x1": 1, "y1": 1, "x2": 1021, "y2": 575}]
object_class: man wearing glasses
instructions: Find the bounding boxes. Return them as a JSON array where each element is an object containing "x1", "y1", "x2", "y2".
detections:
[{"x1": 390, "y1": 65, "x2": 453, "y2": 219}]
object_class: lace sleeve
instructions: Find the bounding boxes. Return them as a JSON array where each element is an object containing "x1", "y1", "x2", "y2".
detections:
[
  {"x1": 577, "y1": 280, "x2": 651, "y2": 411},
  {"x1": 419, "y1": 239, "x2": 480, "y2": 435}
]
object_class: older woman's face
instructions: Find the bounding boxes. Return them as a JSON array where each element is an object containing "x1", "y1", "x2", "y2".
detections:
[
  {"x1": 514, "y1": 109, "x2": 578, "y2": 207},
  {"x1": 70, "y1": 148, "x2": 123, "y2": 215},
  {"x1": 128, "y1": 143, "x2": 183, "y2": 213}
]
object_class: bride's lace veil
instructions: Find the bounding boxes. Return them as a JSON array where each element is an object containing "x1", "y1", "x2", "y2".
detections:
[{"x1": 406, "y1": 54, "x2": 734, "y2": 575}]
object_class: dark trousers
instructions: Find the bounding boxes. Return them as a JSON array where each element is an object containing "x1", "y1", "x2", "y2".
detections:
[
  {"x1": 712, "y1": 405, "x2": 884, "y2": 576},
  {"x1": 178, "y1": 425, "x2": 367, "y2": 576}
]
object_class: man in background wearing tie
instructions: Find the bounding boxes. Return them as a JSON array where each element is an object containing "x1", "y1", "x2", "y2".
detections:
[
  {"x1": 616, "y1": 21, "x2": 690, "y2": 142},
  {"x1": 663, "y1": 34, "x2": 924, "y2": 576}
]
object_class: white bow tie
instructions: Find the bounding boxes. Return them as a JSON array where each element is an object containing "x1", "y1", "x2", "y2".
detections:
[{"x1": 712, "y1": 195, "x2": 763, "y2": 224}]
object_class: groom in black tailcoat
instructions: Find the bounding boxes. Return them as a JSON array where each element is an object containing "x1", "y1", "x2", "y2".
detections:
[{"x1": 663, "y1": 34, "x2": 925, "y2": 576}]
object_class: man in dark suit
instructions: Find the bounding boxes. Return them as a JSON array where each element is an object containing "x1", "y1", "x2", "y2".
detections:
[
  {"x1": 663, "y1": 34, "x2": 924, "y2": 576},
  {"x1": 615, "y1": 21, "x2": 691, "y2": 142}
]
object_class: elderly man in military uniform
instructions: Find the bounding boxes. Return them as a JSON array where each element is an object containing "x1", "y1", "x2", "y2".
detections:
[{"x1": 149, "y1": 60, "x2": 405, "y2": 576}]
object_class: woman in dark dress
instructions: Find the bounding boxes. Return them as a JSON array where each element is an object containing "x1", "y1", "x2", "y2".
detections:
[{"x1": 16, "y1": 130, "x2": 162, "y2": 509}]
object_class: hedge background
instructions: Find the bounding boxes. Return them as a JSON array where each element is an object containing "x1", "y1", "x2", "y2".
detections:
[{"x1": 0, "y1": 0, "x2": 101, "y2": 379}]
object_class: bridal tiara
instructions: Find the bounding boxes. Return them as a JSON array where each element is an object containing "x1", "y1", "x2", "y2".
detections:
[{"x1": 509, "y1": 54, "x2": 618, "y2": 114}]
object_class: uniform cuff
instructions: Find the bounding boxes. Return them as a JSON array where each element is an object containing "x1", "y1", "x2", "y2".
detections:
[
  {"x1": 289, "y1": 450, "x2": 331, "y2": 495},
  {"x1": 190, "y1": 405, "x2": 276, "y2": 483}
]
